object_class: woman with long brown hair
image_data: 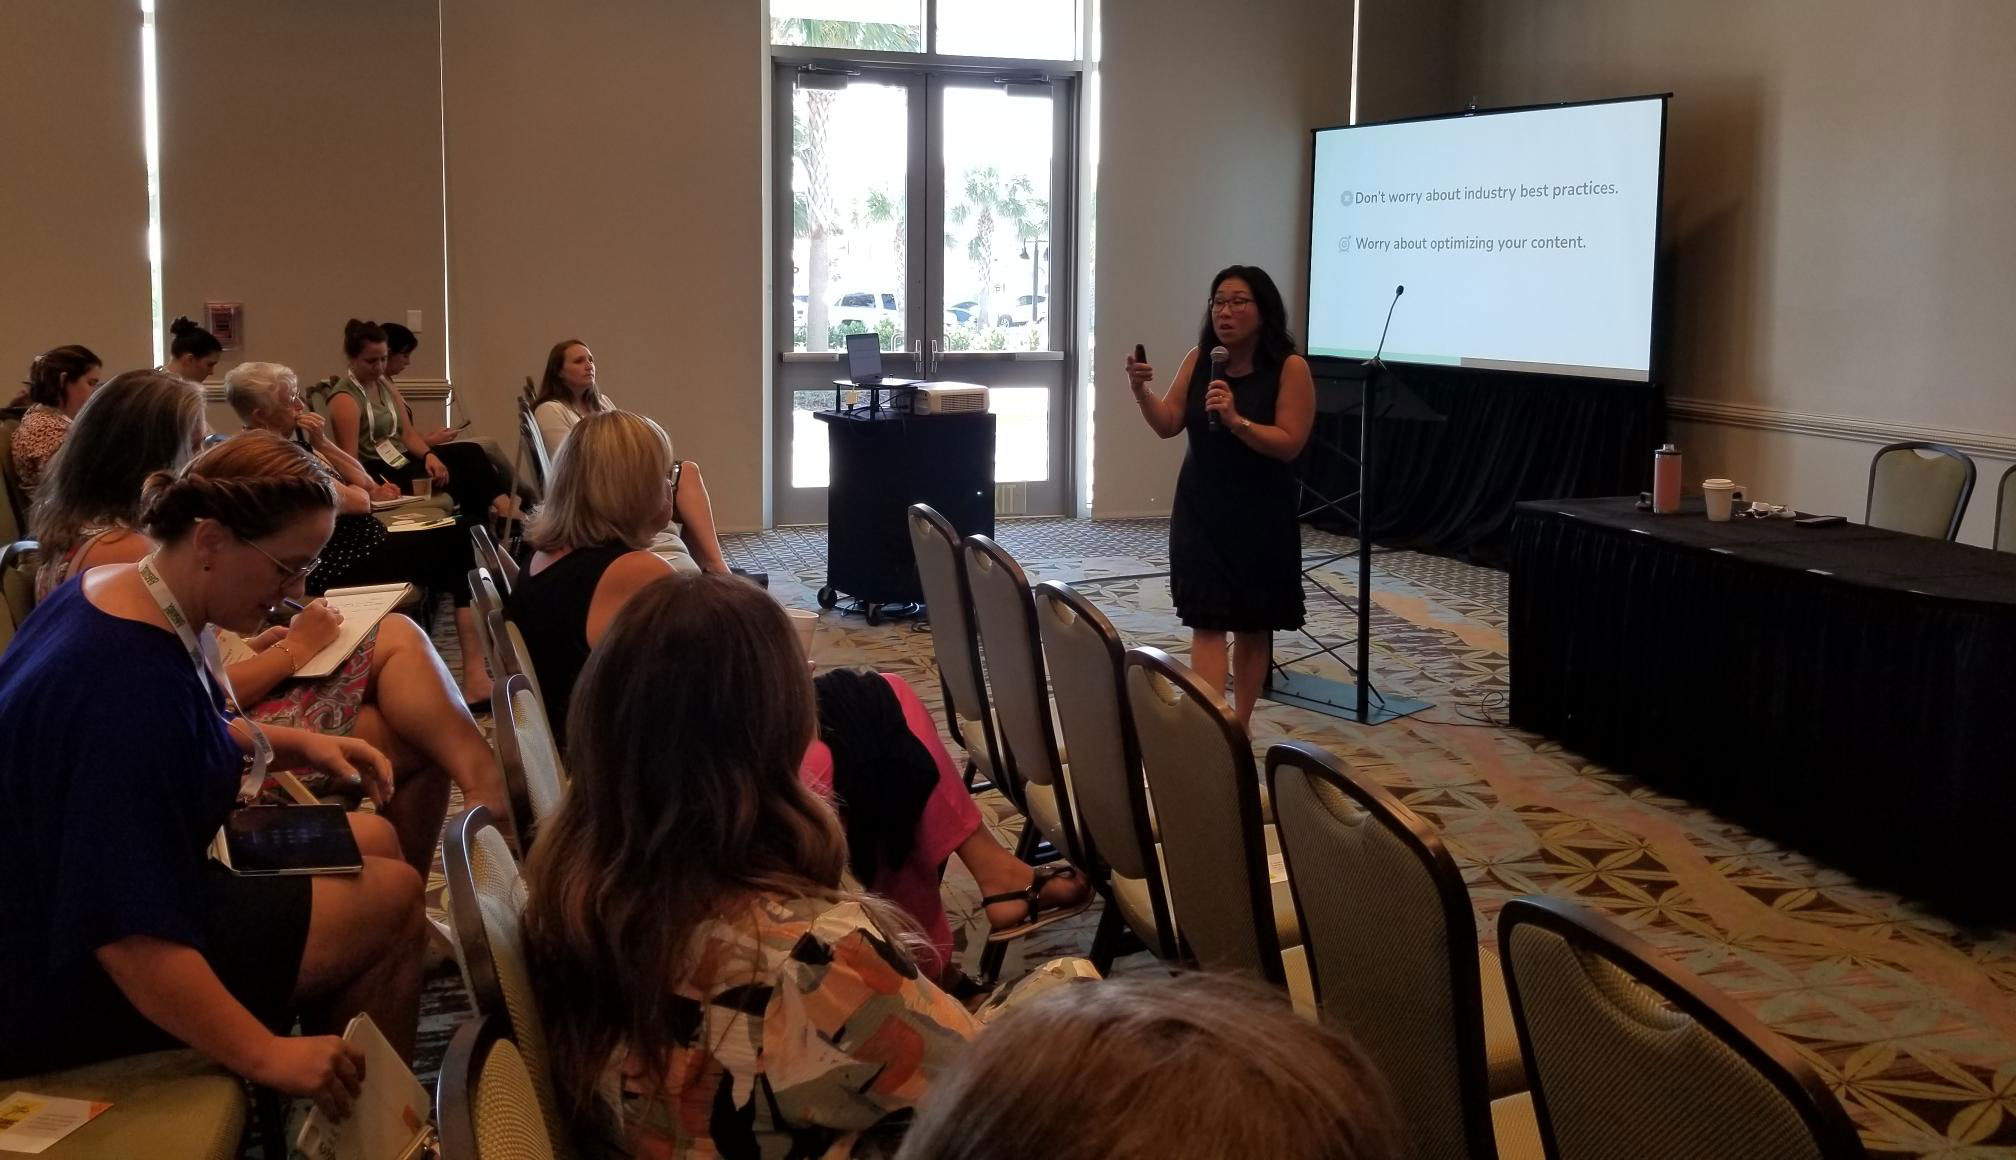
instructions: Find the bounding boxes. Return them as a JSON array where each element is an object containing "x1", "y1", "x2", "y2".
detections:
[{"x1": 523, "y1": 573, "x2": 1091, "y2": 1156}]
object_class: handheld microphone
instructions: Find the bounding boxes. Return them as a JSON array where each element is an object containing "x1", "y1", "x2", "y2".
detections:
[
  {"x1": 1370, "y1": 284, "x2": 1403, "y2": 367},
  {"x1": 1207, "y1": 345, "x2": 1229, "y2": 433}
]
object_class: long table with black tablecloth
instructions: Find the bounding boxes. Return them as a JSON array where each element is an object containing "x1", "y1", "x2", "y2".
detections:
[{"x1": 1509, "y1": 497, "x2": 2016, "y2": 922}]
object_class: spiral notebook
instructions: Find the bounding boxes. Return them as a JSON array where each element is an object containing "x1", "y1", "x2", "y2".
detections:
[
  {"x1": 291, "y1": 1014, "x2": 432, "y2": 1160},
  {"x1": 217, "y1": 583, "x2": 410, "y2": 680}
]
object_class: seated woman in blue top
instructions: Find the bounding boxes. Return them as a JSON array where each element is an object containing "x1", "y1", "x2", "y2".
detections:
[{"x1": 0, "y1": 433, "x2": 425, "y2": 1119}]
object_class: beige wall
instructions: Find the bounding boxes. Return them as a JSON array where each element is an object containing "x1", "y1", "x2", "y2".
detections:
[
  {"x1": 0, "y1": 0, "x2": 154, "y2": 379},
  {"x1": 440, "y1": 0, "x2": 771, "y2": 530},
  {"x1": 1358, "y1": 0, "x2": 1462, "y2": 123},
  {"x1": 1460, "y1": 0, "x2": 2016, "y2": 543},
  {"x1": 1089, "y1": 0, "x2": 1352, "y2": 517},
  {"x1": 155, "y1": 0, "x2": 448, "y2": 387}
]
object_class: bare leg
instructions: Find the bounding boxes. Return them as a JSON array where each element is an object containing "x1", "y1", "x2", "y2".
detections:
[
  {"x1": 352, "y1": 705, "x2": 450, "y2": 876},
  {"x1": 452, "y1": 606, "x2": 492, "y2": 705},
  {"x1": 1189, "y1": 627, "x2": 1229, "y2": 699},
  {"x1": 365, "y1": 614, "x2": 513, "y2": 842},
  {"x1": 672, "y1": 460, "x2": 730, "y2": 573},
  {"x1": 957, "y1": 826, "x2": 1090, "y2": 930},
  {"x1": 294, "y1": 815, "x2": 425, "y2": 1060},
  {"x1": 1230, "y1": 630, "x2": 1273, "y2": 732}
]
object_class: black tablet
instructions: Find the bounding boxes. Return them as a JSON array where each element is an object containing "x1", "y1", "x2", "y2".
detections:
[{"x1": 219, "y1": 805, "x2": 364, "y2": 876}]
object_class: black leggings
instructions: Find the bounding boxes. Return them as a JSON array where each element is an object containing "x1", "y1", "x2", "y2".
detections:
[
  {"x1": 312, "y1": 520, "x2": 472, "y2": 606},
  {"x1": 368, "y1": 440, "x2": 508, "y2": 524}
]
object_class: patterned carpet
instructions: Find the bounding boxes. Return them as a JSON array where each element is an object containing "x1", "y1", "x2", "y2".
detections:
[{"x1": 265, "y1": 517, "x2": 2016, "y2": 1159}]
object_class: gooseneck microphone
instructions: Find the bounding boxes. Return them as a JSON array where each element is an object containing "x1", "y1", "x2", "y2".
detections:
[
  {"x1": 1207, "y1": 345, "x2": 1229, "y2": 433},
  {"x1": 1369, "y1": 284, "x2": 1404, "y2": 368}
]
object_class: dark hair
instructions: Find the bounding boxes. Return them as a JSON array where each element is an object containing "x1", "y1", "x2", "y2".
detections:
[
  {"x1": 895, "y1": 973, "x2": 1401, "y2": 1160},
  {"x1": 140, "y1": 431, "x2": 336, "y2": 545},
  {"x1": 168, "y1": 316, "x2": 222, "y2": 360},
  {"x1": 533, "y1": 338, "x2": 607, "y2": 412},
  {"x1": 1196, "y1": 264, "x2": 1298, "y2": 371},
  {"x1": 30, "y1": 370, "x2": 206, "y2": 566},
  {"x1": 343, "y1": 318, "x2": 388, "y2": 358},
  {"x1": 814, "y1": 668, "x2": 940, "y2": 882},
  {"x1": 381, "y1": 322, "x2": 417, "y2": 356},
  {"x1": 525, "y1": 574, "x2": 900, "y2": 1136},
  {"x1": 26, "y1": 345, "x2": 101, "y2": 408}
]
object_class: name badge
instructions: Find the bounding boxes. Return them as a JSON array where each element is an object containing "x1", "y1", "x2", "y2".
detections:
[{"x1": 374, "y1": 438, "x2": 409, "y2": 468}]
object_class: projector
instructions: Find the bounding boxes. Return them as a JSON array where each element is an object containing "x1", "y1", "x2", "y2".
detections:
[{"x1": 913, "y1": 382, "x2": 989, "y2": 415}]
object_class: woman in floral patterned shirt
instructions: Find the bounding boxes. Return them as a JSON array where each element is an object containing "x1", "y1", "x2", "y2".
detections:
[
  {"x1": 10, "y1": 344, "x2": 100, "y2": 494},
  {"x1": 524, "y1": 573, "x2": 1093, "y2": 1158}
]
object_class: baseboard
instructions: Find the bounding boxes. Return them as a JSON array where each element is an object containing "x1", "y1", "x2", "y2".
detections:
[{"x1": 1668, "y1": 397, "x2": 2016, "y2": 460}]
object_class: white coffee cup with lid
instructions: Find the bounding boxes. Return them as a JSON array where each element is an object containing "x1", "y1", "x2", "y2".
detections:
[{"x1": 1702, "y1": 478, "x2": 1745, "y2": 522}]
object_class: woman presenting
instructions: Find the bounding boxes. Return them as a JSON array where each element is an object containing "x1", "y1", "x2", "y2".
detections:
[{"x1": 1126, "y1": 265, "x2": 1315, "y2": 732}]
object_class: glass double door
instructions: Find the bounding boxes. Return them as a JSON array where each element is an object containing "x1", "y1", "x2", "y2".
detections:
[{"x1": 772, "y1": 63, "x2": 1076, "y2": 525}]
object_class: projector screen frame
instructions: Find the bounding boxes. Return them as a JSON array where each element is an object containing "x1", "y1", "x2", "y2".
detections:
[{"x1": 1303, "y1": 92, "x2": 1673, "y2": 388}]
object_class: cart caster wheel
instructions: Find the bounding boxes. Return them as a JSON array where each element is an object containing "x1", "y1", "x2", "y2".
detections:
[
  {"x1": 816, "y1": 585, "x2": 838, "y2": 609},
  {"x1": 865, "y1": 603, "x2": 884, "y2": 626}
]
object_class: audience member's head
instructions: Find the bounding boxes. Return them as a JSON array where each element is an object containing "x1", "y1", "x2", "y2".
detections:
[
  {"x1": 523, "y1": 409, "x2": 674, "y2": 552},
  {"x1": 535, "y1": 339, "x2": 603, "y2": 410},
  {"x1": 224, "y1": 361, "x2": 305, "y2": 433},
  {"x1": 381, "y1": 322, "x2": 418, "y2": 377},
  {"x1": 895, "y1": 973, "x2": 1400, "y2": 1160},
  {"x1": 140, "y1": 433, "x2": 335, "y2": 632},
  {"x1": 24, "y1": 345, "x2": 102, "y2": 414},
  {"x1": 31, "y1": 370, "x2": 206, "y2": 561},
  {"x1": 165, "y1": 316, "x2": 223, "y2": 382},
  {"x1": 343, "y1": 318, "x2": 389, "y2": 382},
  {"x1": 523, "y1": 572, "x2": 862, "y2": 1126}
]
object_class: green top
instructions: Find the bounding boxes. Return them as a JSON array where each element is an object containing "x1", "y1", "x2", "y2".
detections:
[{"x1": 307, "y1": 374, "x2": 403, "y2": 464}]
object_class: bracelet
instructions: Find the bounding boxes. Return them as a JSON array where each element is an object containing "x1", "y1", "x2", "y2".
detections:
[{"x1": 271, "y1": 639, "x2": 301, "y2": 673}]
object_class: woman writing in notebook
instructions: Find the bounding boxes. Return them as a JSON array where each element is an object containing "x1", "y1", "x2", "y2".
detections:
[
  {"x1": 0, "y1": 435, "x2": 423, "y2": 1113},
  {"x1": 31, "y1": 374, "x2": 508, "y2": 866}
]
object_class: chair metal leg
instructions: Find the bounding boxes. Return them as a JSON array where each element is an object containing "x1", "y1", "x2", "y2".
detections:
[{"x1": 1088, "y1": 903, "x2": 1124, "y2": 976}]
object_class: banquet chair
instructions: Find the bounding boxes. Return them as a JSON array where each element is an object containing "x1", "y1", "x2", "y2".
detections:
[
  {"x1": 1499, "y1": 896, "x2": 1866, "y2": 1160},
  {"x1": 1866, "y1": 441, "x2": 1974, "y2": 540},
  {"x1": 437, "y1": 1015, "x2": 557, "y2": 1160},
  {"x1": 1034, "y1": 579, "x2": 1177, "y2": 967},
  {"x1": 906, "y1": 503, "x2": 1011, "y2": 801},
  {"x1": 0, "y1": 1049, "x2": 250, "y2": 1160},
  {"x1": 1994, "y1": 464, "x2": 2016, "y2": 552},
  {"x1": 0, "y1": 540, "x2": 39, "y2": 650},
  {"x1": 443, "y1": 806, "x2": 573, "y2": 1158},
  {"x1": 517, "y1": 398, "x2": 554, "y2": 496},
  {"x1": 1124, "y1": 646, "x2": 1309, "y2": 1010},
  {"x1": 964, "y1": 535, "x2": 1089, "y2": 869},
  {"x1": 495, "y1": 673, "x2": 567, "y2": 850},
  {"x1": 1267, "y1": 742, "x2": 1533, "y2": 1160},
  {"x1": 472, "y1": 524, "x2": 518, "y2": 593},
  {"x1": 469, "y1": 567, "x2": 504, "y2": 683},
  {"x1": 486, "y1": 606, "x2": 547, "y2": 710}
]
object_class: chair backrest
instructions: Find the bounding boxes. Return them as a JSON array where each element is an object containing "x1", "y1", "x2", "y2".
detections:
[
  {"x1": 1995, "y1": 464, "x2": 2016, "y2": 553},
  {"x1": 438, "y1": 1014, "x2": 559, "y2": 1160},
  {"x1": 472, "y1": 525, "x2": 517, "y2": 594},
  {"x1": 1124, "y1": 645, "x2": 1282, "y2": 983},
  {"x1": 963, "y1": 534, "x2": 1086, "y2": 864},
  {"x1": 0, "y1": 409, "x2": 27, "y2": 541},
  {"x1": 0, "y1": 540, "x2": 39, "y2": 651},
  {"x1": 905, "y1": 503, "x2": 1004, "y2": 790},
  {"x1": 496, "y1": 673, "x2": 566, "y2": 849},
  {"x1": 1033, "y1": 579, "x2": 1173, "y2": 958},
  {"x1": 486, "y1": 605, "x2": 546, "y2": 708},
  {"x1": 1866, "y1": 441, "x2": 1975, "y2": 540},
  {"x1": 469, "y1": 566, "x2": 503, "y2": 679},
  {"x1": 443, "y1": 806, "x2": 572, "y2": 1158},
  {"x1": 1267, "y1": 741, "x2": 1497, "y2": 1160},
  {"x1": 517, "y1": 398, "x2": 553, "y2": 495},
  {"x1": 1499, "y1": 896, "x2": 1866, "y2": 1160}
]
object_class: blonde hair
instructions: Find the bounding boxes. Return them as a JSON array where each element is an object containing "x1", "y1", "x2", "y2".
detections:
[
  {"x1": 524, "y1": 410, "x2": 671, "y2": 552},
  {"x1": 223, "y1": 361, "x2": 299, "y2": 424},
  {"x1": 895, "y1": 972, "x2": 1401, "y2": 1160}
]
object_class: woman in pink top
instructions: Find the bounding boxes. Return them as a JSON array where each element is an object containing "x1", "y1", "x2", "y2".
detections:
[{"x1": 801, "y1": 668, "x2": 1090, "y2": 984}]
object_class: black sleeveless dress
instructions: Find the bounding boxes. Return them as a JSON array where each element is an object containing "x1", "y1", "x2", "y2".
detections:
[{"x1": 1168, "y1": 355, "x2": 1305, "y2": 632}]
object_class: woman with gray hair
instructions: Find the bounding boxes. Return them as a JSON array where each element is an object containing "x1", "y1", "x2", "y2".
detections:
[{"x1": 227, "y1": 360, "x2": 491, "y2": 710}]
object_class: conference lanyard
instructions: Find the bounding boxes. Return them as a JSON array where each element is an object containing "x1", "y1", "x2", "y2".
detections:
[
  {"x1": 349, "y1": 372, "x2": 409, "y2": 468},
  {"x1": 137, "y1": 553, "x2": 272, "y2": 800}
]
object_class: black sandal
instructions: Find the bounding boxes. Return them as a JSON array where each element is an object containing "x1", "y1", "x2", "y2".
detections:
[{"x1": 981, "y1": 864, "x2": 1094, "y2": 943}]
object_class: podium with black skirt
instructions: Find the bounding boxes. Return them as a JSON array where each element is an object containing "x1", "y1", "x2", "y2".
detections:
[{"x1": 814, "y1": 408, "x2": 995, "y2": 624}]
